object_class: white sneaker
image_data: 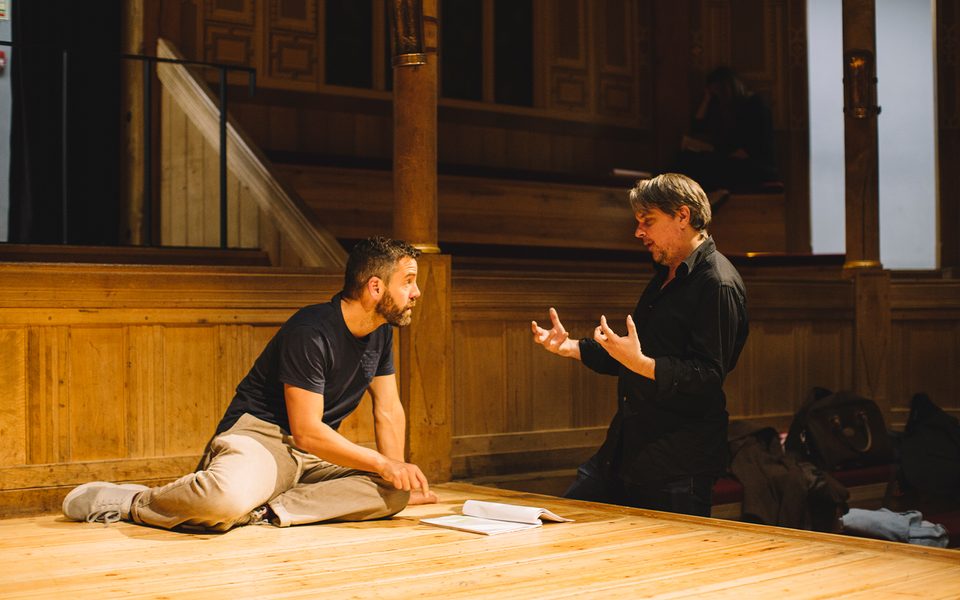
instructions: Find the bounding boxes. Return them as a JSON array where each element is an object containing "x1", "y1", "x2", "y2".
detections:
[{"x1": 62, "y1": 481, "x2": 149, "y2": 524}]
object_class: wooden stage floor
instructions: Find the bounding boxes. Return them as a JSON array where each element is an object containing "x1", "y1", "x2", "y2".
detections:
[{"x1": 3, "y1": 483, "x2": 958, "y2": 599}]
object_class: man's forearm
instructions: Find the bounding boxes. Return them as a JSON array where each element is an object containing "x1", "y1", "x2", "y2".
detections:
[
  {"x1": 293, "y1": 422, "x2": 389, "y2": 474},
  {"x1": 374, "y1": 407, "x2": 406, "y2": 462}
]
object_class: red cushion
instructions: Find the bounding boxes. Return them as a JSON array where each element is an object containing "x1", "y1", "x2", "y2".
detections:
[
  {"x1": 829, "y1": 464, "x2": 894, "y2": 487},
  {"x1": 712, "y1": 477, "x2": 744, "y2": 504}
]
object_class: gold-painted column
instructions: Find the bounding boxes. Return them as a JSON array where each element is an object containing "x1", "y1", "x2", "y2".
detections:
[
  {"x1": 841, "y1": 0, "x2": 882, "y2": 272},
  {"x1": 391, "y1": 0, "x2": 451, "y2": 483},
  {"x1": 393, "y1": 0, "x2": 439, "y2": 253}
]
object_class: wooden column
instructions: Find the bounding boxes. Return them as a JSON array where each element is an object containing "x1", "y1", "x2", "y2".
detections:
[
  {"x1": 842, "y1": 0, "x2": 890, "y2": 415},
  {"x1": 392, "y1": 0, "x2": 452, "y2": 483},
  {"x1": 937, "y1": 0, "x2": 960, "y2": 275},
  {"x1": 841, "y1": 0, "x2": 881, "y2": 271},
  {"x1": 853, "y1": 270, "x2": 891, "y2": 415}
]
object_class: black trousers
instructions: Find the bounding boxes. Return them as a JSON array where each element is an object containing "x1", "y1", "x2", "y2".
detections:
[{"x1": 564, "y1": 453, "x2": 715, "y2": 517}]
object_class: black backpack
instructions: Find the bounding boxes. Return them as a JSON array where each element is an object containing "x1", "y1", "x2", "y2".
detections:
[
  {"x1": 899, "y1": 393, "x2": 960, "y2": 498},
  {"x1": 785, "y1": 387, "x2": 895, "y2": 471}
]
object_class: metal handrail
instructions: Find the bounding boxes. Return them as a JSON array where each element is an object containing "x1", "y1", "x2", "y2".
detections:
[{"x1": 0, "y1": 41, "x2": 256, "y2": 248}]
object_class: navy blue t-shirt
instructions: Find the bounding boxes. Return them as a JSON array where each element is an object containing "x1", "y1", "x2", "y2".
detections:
[{"x1": 215, "y1": 293, "x2": 395, "y2": 435}]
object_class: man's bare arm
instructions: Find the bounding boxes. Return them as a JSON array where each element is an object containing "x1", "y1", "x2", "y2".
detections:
[{"x1": 284, "y1": 383, "x2": 429, "y2": 493}]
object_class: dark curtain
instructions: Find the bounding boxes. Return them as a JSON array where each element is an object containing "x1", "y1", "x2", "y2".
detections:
[{"x1": 9, "y1": 0, "x2": 121, "y2": 244}]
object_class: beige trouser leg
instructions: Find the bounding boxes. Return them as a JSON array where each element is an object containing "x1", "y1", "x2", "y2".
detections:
[
  {"x1": 130, "y1": 413, "x2": 408, "y2": 532},
  {"x1": 268, "y1": 448, "x2": 409, "y2": 526}
]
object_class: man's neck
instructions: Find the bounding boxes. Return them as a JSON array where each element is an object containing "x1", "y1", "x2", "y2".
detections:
[
  {"x1": 666, "y1": 234, "x2": 707, "y2": 282},
  {"x1": 340, "y1": 296, "x2": 383, "y2": 338}
]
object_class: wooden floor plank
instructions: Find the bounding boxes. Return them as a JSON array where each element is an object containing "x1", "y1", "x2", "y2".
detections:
[{"x1": 2, "y1": 483, "x2": 957, "y2": 599}]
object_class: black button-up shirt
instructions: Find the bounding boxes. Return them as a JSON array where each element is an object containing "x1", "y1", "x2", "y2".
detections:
[{"x1": 579, "y1": 237, "x2": 749, "y2": 485}]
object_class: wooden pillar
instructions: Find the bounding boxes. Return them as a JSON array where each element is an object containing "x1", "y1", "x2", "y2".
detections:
[
  {"x1": 842, "y1": 0, "x2": 890, "y2": 415},
  {"x1": 841, "y1": 0, "x2": 882, "y2": 272},
  {"x1": 392, "y1": 0, "x2": 452, "y2": 483},
  {"x1": 853, "y1": 270, "x2": 891, "y2": 415},
  {"x1": 937, "y1": 0, "x2": 960, "y2": 275}
]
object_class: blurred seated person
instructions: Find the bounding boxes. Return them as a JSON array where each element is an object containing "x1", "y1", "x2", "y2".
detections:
[{"x1": 673, "y1": 67, "x2": 779, "y2": 205}]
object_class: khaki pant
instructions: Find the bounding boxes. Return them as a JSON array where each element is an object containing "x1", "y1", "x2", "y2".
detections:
[{"x1": 130, "y1": 413, "x2": 408, "y2": 532}]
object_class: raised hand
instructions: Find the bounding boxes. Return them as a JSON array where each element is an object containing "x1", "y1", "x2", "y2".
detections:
[
  {"x1": 593, "y1": 314, "x2": 655, "y2": 378},
  {"x1": 531, "y1": 307, "x2": 580, "y2": 359}
]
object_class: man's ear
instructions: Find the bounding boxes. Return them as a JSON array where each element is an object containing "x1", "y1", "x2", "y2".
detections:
[
  {"x1": 677, "y1": 205, "x2": 691, "y2": 227},
  {"x1": 367, "y1": 276, "x2": 384, "y2": 300}
]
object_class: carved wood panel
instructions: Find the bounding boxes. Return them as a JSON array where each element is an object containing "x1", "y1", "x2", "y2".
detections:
[{"x1": 266, "y1": 0, "x2": 320, "y2": 91}]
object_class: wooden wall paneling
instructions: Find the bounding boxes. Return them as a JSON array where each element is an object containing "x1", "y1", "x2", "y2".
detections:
[
  {"x1": 889, "y1": 320, "x2": 960, "y2": 427},
  {"x1": 161, "y1": 89, "x2": 173, "y2": 245},
  {"x1": 572, "y1": 362, "x2": 620, "y2": 428},
  {"x1": 545, "y1": 0, "x2": 591, "y2": 114},
  {"x1": 216, "y1": 324, "x2": 247, "y2": 418},
  {"x1": 453, "y1": 321, "x2": 507, "y2": 438},
  {"x1": 801, "y1": 320, "x2": 855, "y2": 394},
  {"x1": 26, "y1": 327, "x2": 68, "y2": 466},
  {"x1": 126, "y1": 325, "x2": 162, "y2": 458},
  {"x1": 225, "y1": 164, "x2": 242, "y2": 247},
  {"x1": 268, "y1": 104, "x2": 301, "y2": 152},
  {"x1": 326, "y1": 111, "x2": 360, "y2": 157},
  {"x1": 890, "y1": 278, "x2": 960, "y2": 424},
  {"x1": 298, "y1": 105, "x2": 333, "y2": 155},
  {"x1": 238, "y1": 180, "x2": 261, "y2": 248},
  {"x1": 481, "y1": 127, "x2": 508, "y2": 170},
  {"x1": 160, "y1": 327, "x2": 222, "y2": 455},
  {"x1": 354, "y1": 113, "x2": 391, "y2": 158},
  {"x1": 258, "y1": 207, "x2": 282, "y2": 265},
  {"x1": 739, "y1": 321, "x2": 803, "y2": 420},
  {"x1": 0, "y1": 329, "x2": 27, "y2": 467},
  {"x1": 202, "y1": 134, "x2": 218, "y2": 247},
  {"x1": 508, "y1": 322, "x2": 586, "y2": 434},
  {"x1": 67, "y1": 328, "x2": 128, "y2": 462},
  {"x1": 593, "y1": 0, "x2": 640, "y2": 123},
  {"x1": 164, "y1": 88, "x2": 188, "y2": 246},
  {"x1": 265, "y1": 0, "x2": 320, "y2": 92},
  {"x1": 504, "y1": 129, "x2": 533, "y2": 172}
]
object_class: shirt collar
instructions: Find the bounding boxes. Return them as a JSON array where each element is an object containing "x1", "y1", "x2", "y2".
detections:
[{"x1": 653, "y1": 235, "x2": 715, "y2": 280}]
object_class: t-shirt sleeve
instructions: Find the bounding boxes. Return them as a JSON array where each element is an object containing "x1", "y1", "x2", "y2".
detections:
[
  {"x1": 376, "y1": 326, "x2": 396, "y2": 376},
  {"x1": 276, "y1": 325, "x2": 328, "y2": 394}
]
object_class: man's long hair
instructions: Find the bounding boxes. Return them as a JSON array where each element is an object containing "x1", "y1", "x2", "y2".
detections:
[{"x1": 342, "y1": 237, "x2": 421, "y2": 300}]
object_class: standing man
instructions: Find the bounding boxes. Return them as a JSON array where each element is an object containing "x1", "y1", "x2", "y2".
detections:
[
  {"x1": 531, "y1": 173, "x2": 749, "y2": 517},
  {"x1": 64, "y1": 237, "x2": 438, "y2": 531}
]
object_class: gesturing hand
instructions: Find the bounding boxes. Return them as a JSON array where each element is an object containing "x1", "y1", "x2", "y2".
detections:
[
  {"x1": 593, "y1": 314, "x2": 655, "y2": 379},
  {"x1": 531, "y1": 307, "x2": 580, "y2": 359}
]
